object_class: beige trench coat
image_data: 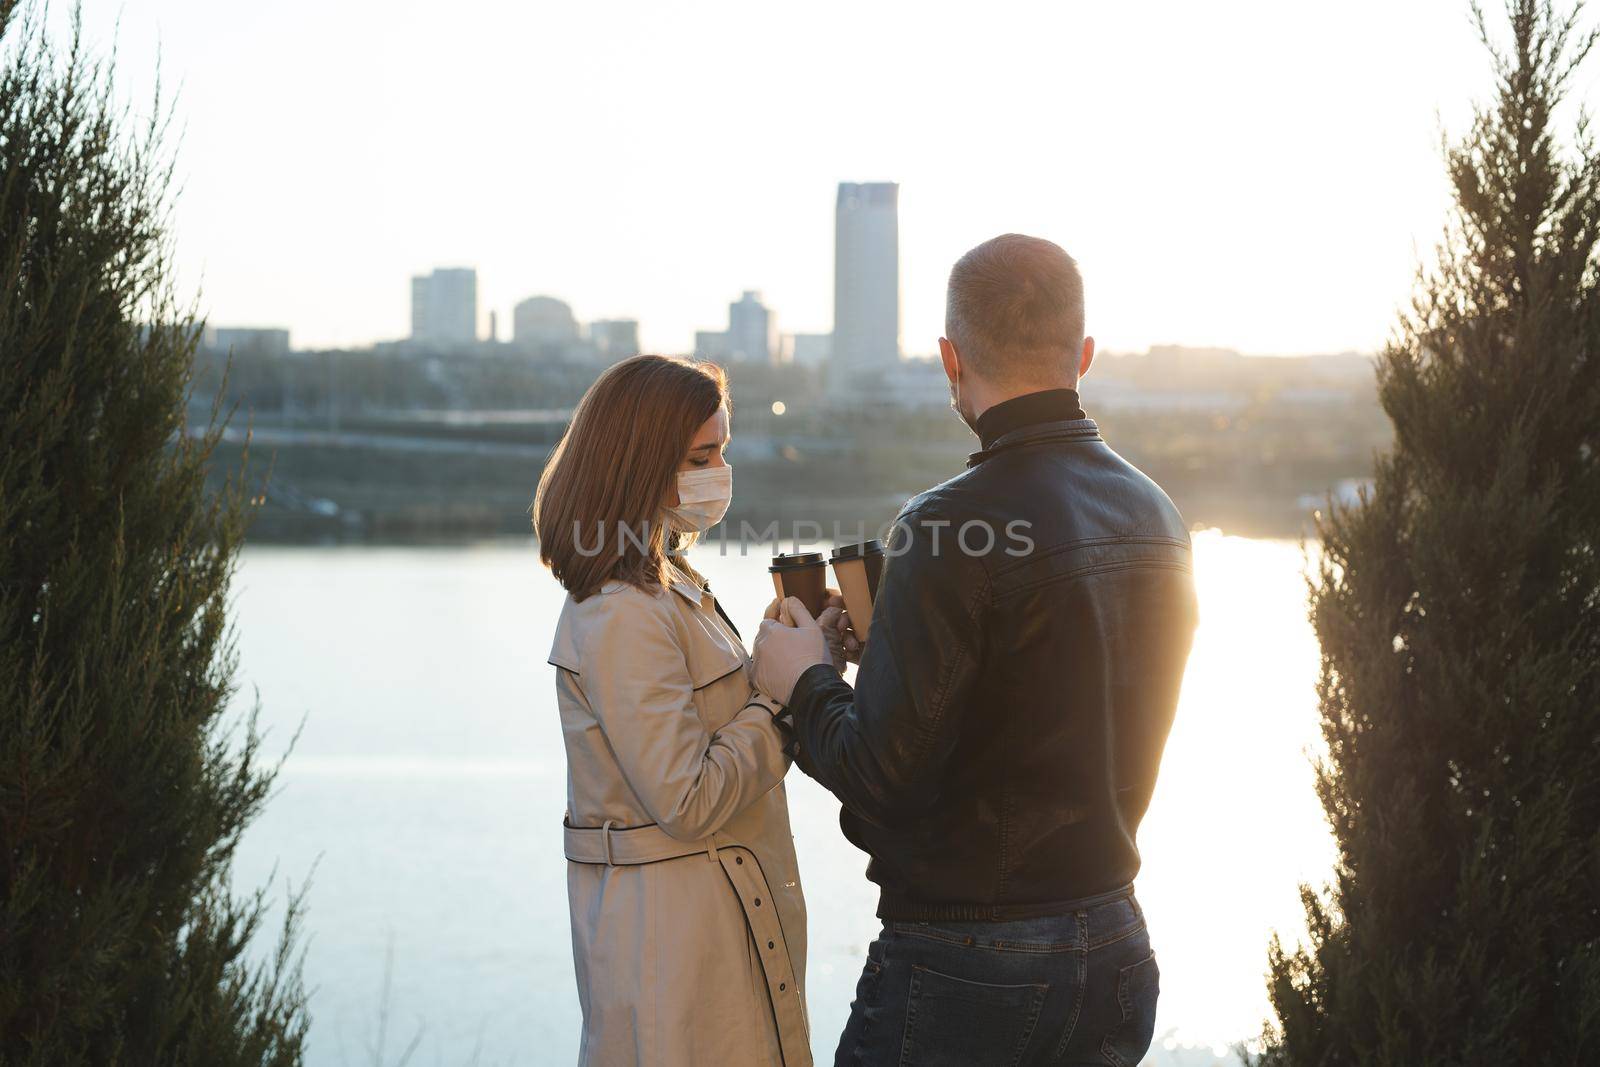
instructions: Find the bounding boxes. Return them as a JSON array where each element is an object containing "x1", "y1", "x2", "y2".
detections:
[{"x1": 548, "y1": 572, "x2": 811, "y2": 1066}]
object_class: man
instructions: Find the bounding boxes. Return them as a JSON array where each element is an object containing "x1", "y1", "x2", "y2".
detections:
[{"x1": 751, "y1": 234, "x2": 1199, "y2": 1066}]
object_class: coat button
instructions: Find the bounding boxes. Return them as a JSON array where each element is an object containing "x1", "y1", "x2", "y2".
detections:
[
  {"x1": 754, "y1": 897, "x2": 761, "y2": 906},
  {"x1": 736, "y1": 856, "x2": 743, "y2": 865},
  {"x1": 767, "y1": 940, "x2": 775, "y2": 949},
  {"x1": 779, "y1": 983, "x2": 786, "y2": 992}
]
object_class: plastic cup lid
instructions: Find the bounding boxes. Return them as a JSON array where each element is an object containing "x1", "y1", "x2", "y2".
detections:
[
  {"x1": 830, "y1": 539, "x2": 885, "y2": 561},
  {"x1": 770, "y1": 551, "x2": 826, "y2": 571}
]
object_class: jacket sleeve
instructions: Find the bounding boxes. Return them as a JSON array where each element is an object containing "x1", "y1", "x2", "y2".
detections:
[
  {"x1": 579, "y1": 590, "x2": 790, "y2": 841},
  {"x1": 788, "y1": 504, "x2": 988, "y2": 827}
]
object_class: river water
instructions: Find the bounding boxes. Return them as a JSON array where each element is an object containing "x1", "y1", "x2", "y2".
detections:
[{"x1": 227, "y1": 531, "x2": 1333, "y2": 1066}]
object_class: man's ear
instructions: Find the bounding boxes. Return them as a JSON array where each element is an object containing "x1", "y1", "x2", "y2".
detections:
[
  {"x1": 1078, "y1": 335, "x2": 1096, "y2": 380},
  {"x1": 938, "y1": 336, "x2": 961, "y2": 384}
]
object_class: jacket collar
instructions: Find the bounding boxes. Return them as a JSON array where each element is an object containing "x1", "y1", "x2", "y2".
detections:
[
  {"x1": 669, "y1": 578, "x2": 708, "y2": 605},
  {"x1": 966, "y1": 417, "x2": 1101, "y2": 468},
  {"x1": 973, "y1": 388, "x2": 1086, "y2": 450},
  {"x1": 664, "y1": 560, "x2": 708, "y2": 605},
  {"x1": 596, "y1": 575, "x2": 706, "y2": 605}
]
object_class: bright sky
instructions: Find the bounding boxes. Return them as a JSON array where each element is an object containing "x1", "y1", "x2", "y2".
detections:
[{"x1": 54, "y1": 1, "x2": 1600, "y2": 356}]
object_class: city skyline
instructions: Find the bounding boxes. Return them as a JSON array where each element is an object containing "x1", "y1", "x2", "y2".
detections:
[{"x1": 52, "y1": 1, "x2": 1575, "y2": 357}]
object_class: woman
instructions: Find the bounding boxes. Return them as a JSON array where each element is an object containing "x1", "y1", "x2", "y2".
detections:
[{"x1": 533, "y1": 354, "x2": 812, "y2": 1066}]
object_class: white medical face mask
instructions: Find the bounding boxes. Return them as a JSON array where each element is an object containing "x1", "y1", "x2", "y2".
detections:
[{"x1": 665, "y1": 464, "x2": 732, "y2": 534}]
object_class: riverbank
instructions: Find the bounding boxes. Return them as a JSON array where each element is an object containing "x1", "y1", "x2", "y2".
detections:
[{"x1": 208, "y1": 413, "x2": 1365, "y2": 544}]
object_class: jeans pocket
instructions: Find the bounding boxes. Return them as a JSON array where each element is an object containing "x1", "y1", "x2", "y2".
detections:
[
  {"x1": 1099, "y1": 952, "x2": 1159, "y2": 1067},
  {"x1": 897, "y1": 964, "x2": 1048, "y2": 1067},
  {"x1": 837, "y1": 938, "x2": 890, "y2": 1066}
]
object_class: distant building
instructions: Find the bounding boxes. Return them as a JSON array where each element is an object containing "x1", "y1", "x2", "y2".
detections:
[
  {"x1": 588, "y1": 319, "x2": 640, "y2": 361},
  {"x1": 694, "y1": 330, "x2": 731, "y2": 361},
  {"x1": 788, "y1": 332, "x2": 831, "y2": 367},
  {"x1": 832, "y1": 182, "x2": 900, "y2": 386},
  {"x1": 726, "y1": 291, "x2": 776, "y2": 363},
  {"x1": 206, "y1": 326, "x2": 291, "y2": 357},
  {"x1": 1145, "y1": 345, "x2": 1244, "y2": 368},
  {"x1": 411, "y1": 267, "x2": 478, "y2": 345},
  {"x1": 880, "y1": 357, "x2": 952, "y2": 408},
  {"x1": 694, "y1": 291, "x2": 778, "y2": 364},
  {"x1": 513, "y1": 296, "x2": 579, "y2": 349}
]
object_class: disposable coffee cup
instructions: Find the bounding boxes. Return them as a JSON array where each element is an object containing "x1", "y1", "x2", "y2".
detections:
[
  {"x1": 829, "y1": 539, "x2": 884, "y2": 641},
  {"x1": 769, "y1": 551, "x2": 829, "y2": 618}
]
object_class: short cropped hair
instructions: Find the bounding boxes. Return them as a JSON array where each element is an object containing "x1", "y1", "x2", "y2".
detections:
[{"x1": 945, "y1": 234, "x2": 1085, "y2": 385}]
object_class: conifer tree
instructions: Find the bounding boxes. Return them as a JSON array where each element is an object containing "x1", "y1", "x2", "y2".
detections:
[
  {"x1": 0, "y1": 4, "x2": 310, "y2": 1062},
  {"x1": 1257, "y1": 1, "x2": 1600, "y2": 1062}
]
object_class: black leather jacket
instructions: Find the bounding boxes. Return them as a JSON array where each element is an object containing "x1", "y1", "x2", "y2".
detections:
[{"x1": 787, "y1": 402, "x2": 1199, "y2": 921}]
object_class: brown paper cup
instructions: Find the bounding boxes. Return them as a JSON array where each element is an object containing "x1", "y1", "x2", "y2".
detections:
[
  {"x1": 829, "y1": 540, "x2": 885, "y2": 641},
  {"x1": 769, "y1": 552, "x2": 828, "y2": 618}
]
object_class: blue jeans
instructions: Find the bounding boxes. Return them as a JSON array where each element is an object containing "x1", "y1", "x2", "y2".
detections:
[{"x1": 832, "y1": 889, "x2": 1159, "y2": 1066}]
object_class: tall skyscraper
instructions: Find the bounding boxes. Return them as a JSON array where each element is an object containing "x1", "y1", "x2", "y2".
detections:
[
  {"x1": 832, "y1": 182, "x2": 900, "y2": 381},
  {"x1": 410, "y1": 267, "x2": 478, "y2": 345},
  {"x1": 726, "y1": 290, "x2": 775, "y2": 363}
]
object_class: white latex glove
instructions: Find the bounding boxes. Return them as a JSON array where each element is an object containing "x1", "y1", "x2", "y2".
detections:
[{"x1": 752, "y1": 596, "x2": 831, "y2": 705}]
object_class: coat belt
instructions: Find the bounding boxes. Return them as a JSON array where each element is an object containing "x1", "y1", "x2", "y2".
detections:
[{"x1": 563, "y1": 818, "x2": 812, "y2": 1067}]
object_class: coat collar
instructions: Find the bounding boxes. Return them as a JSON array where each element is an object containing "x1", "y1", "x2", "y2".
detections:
[
  {"x1": 966, "y1": 417, "x2": 1101, "y2": 468},
  {"x1": 663, "y1": 560, "x2": 709, "y2": 605},
  {"x1": 973, "y1": 388, "x2": 1086, "y2": 450},
  {"x1": 668, "y1": 577, "x2": 708, "y2": 605},
  {"x1": 596, "y1": 574, "x2": 707, "y2": 605},
  {"x1": 667, "y1": 573, "x2": 741, "y2": 638}
]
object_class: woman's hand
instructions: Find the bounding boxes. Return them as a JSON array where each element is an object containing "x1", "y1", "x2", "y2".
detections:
[
  {"x1": 762, "y1": 589, "x2": 854, "y2": 672},
  {"x1": 752, "y1": 596, "x2": 832, "y2": 704}
]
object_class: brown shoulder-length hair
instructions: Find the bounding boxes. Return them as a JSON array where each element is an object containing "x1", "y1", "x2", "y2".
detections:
[{"x1": 534, "y1": 354, "x2": 728, "y2": 600}]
